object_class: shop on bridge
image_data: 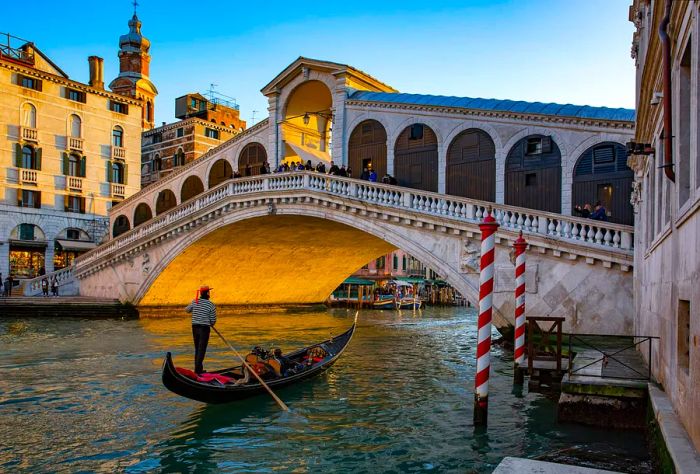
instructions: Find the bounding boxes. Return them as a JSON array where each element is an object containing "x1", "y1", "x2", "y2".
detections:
[
  {"x1": 505, "y1": 134, "x2": 562, "y2": 213},
  {"x1": 347, "y1": 119, "x2": 387, "y2": 179},
  {"x1": 445, "y1": 128, "x2": 496, "y2": 201},
  {"x1": 394, "y1": 124, "x2": 438, "y2": 192}
]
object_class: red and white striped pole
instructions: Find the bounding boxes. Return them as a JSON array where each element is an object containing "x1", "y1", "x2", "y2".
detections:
[
  {"x1": 474, "y1": 209, "x2": 499, "y2": 426},
  {"x1": 513, "y1": 231, "x2": 527, "y2": 385}
]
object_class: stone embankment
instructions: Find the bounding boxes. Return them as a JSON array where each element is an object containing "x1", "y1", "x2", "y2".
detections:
[{"x1": 0, "y1": 297, "x2": 137, "y2": 318}]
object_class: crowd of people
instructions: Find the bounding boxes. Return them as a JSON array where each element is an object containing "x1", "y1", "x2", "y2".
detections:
[
  {"x1": 574, "y1": 201, "x2": 609, "y2": 221},
  {"x1": 228, "y1": 159, "x2": 400, "y2": 184},
  {"x1": 0, "y1": 268, "x2": 60, "y2": 297}
]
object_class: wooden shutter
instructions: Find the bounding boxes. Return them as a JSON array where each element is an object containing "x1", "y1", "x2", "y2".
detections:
[
  {"x1": 542, "y1": 136, "x2": 552, "y2": 154},
  {"x1": 79, "y1": 196, "x2": 85, "y2": 214},
  {"x1": 34, "y1": 191, "x2": 41, "y2": 209},
  {"x1": 17, "y1": 189, "x2": 23, "y2": 207},
  {"x1": 35, "y1": 148, "x2": 42, "y2": 170},
  {"x1": 123, "y1": 163, "x2": 128, "y2": 185},
  {"x1": 106, "y1": 161, "x2": 112, "y2": 183},
  {"x1": 80, "y1": 156, "x2": 86, "y2": 177},
  {"x1": 64, "y1": 195, "x2": 69, "y2": 212},
  {"x1": 35, "y1": 79, "x2": 42, "y2": 92},
  {"x1": 15, "y1": 143, "x2": 22, "y2": 167},
  {"x1": 62, "y1": 153, "x2": 69, "y2": 175},
  {"x1": 124, "y1": 104, "x2": 129, "y2": 115}
]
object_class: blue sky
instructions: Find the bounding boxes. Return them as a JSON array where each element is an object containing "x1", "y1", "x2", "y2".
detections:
[{"x1": 1, "y1": 0, "x2": 635, "y2": 126}]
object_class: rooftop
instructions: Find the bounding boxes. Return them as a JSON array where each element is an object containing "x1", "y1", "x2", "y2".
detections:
[{"x1": 347, "y1": 91, "x2": 636, "y2": 122}]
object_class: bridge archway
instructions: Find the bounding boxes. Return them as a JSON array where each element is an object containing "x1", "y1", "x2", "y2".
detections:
[
  {"x1": 238, "y1": 142, "x2": 267, "y2": 176},
  {"x1": 181, "y1": 175, "x2": 204, "y2": 203},
  {"x1": 394, "y1": 123, "x2": 438, "y2": 192},
  {"x1": 572, "y1": 142, "x2": 632, "y2": 225},
  {"x1": 113, "y1": 215, "x2": 130, "y2": 238},
  {"x1": 348, "y1": 119, "x2": 387, "y2": 179},
  {"x1": 133, "y1": 203, "x2": 153, "y2": 227},
  {"x1": 135, "y1": 213, "x2": 484, "y2": 322},
  {"x1": 505, "y1": 134, "x2": 562, "y2": 213},
  {"x1": 155, "y1": 189, "x2": 177, "y2": 215},
  {"x1": 208, "y1": 159, "x2": 232, "y2": 188},
  {"x1": 282, "y1": 80, "x2": 333, "y2": 165},
  {"x1": 446, "y1": 128, "x2": 496, "y2": 201}
]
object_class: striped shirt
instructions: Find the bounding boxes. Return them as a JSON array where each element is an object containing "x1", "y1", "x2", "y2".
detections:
[{"x1": 185, "y1": 298, "x2": 217, "y2": 326}]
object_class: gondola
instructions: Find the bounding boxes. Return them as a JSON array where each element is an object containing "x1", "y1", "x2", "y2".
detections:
[{"x1": 161, "y1": 320, "x2": 356, "y2": 404}]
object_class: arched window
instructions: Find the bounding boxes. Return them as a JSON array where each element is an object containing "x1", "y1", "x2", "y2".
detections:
[
  {"x1": 176, "y1": 148, "x2": 185, "y2": 167},
  {"x1": 112, "y1": 162, "x2": 125, "y2": 184},
  {"x1": 70, "y1": 115, "x2": 81, "y2": 138},
  {"x1": 112, "y1": 126, "x2": 124, "y2": 147},
  {"x1": 133, "y1": 202, "x2": 153, "y2": 227},
  {"x1": 21, "y1": 145, "x2": 36, "y2": 169},
  {"x1": 153, "y1": 154, "x2": 162, "y2": 171},
  {"x1": 146, "y1": 101, "x2": 153, "y2": 122},
  {"x1": 113, "y1": 215, "x2": 130, "y2": 238},
  {"x1": 21, "y1": 103, "x2": 36, "y2": 128}
]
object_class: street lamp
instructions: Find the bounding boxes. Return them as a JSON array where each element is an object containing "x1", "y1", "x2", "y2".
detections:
[{"x1": 303, "y1": 113, "x2": 310, "y2": 125}]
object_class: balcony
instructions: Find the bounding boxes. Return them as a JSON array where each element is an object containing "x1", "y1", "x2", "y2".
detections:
[
  {"x1": 20, "y1": 126, "x2": 38, "y2": 142},
  {"x1": 68, "y1": 137, "x2": 84, "y2": 152},
  {"x1": 67, "y1": 176, "x2": 83, "y2": 192},
  {"x1": 19, "y1": 168, "x2": 38, "y2": 185},
  {"x1": 111, "y1": 183, "x2": 125, "y2": 199},
  {"x1": 111, "y1": 146, "x2": 126, "y2": 161}
]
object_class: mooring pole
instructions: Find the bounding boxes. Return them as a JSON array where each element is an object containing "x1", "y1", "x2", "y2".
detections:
[
  {"x1": 474, "y1": 208, "x2": 499, "y2": 426},
  {"x1": 513, "y1": 231, "x2": 527, "y2": 385}
]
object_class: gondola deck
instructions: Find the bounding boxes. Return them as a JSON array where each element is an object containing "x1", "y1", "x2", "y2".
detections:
[{"x1": 162, "y1": 321, "x2": 356, "y2": 404}]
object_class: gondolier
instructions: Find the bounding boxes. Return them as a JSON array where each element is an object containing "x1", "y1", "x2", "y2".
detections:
[{"x1": 185, "y1": 285, "x2": 217, "y2": 374}]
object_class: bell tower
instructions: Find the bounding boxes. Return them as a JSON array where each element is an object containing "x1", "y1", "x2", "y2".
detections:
[{"x1": 109, "y1": 5, "x2": 157, "y2": 130}]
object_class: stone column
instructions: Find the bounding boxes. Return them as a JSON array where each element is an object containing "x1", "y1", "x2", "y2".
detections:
[
  {"x1": 266, "y1": 91, "x2": 280, "y2": 168},
  {"x1": 495, "y1": 149, "x2": 506, "y2": 204},
  {"x1": 386, "y1": 134, "x2": 395, "y2": 176},
  {"x1": 437, "y1": 142, "x2": 446, "y2": 194}
]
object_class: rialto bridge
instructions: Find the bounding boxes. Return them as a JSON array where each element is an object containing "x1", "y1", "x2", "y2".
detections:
[
  {"x1": 68, "y1": 56, "x2": 637, "y2": 335},
  {"x1": 73, "y1": 171, "x2": 635, "y2": 335}
]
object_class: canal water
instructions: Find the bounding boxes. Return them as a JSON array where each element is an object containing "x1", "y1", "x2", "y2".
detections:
[{"x1": 0, "y1": 307, "x2": 652, "y2": 473}]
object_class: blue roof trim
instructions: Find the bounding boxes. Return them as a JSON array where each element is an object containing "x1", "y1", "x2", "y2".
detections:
[{"x1": 347, "y1": 91, "x2": 636, "y2": 122}]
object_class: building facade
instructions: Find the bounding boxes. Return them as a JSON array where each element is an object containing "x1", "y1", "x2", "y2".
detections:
[
  {"x1": 141, "y1": 93, "x2": 244, "y2": 188},
  {"x1": 0, "y1": 16, "x2": 147, "y2": 279},
  {"x1": 629, "y1": 0, "x2": 700, "y2": 450}
]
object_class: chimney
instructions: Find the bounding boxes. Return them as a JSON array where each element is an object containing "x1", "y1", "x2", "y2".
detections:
[{"x1": 88, "y1": 56, "x2": 104, "y2": 89}]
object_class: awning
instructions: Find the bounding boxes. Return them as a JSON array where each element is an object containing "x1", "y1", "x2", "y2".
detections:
[
  {"x1": 342, "y1": 277, "x2": 375, "y2": 286},
  {"x1": 395, "y1": 276, "x2": 425, "y2": 284},
  {"x1": 55, "y1": 239, "x2": 97, "y2": 252},
  {"x1": 9, "y1": 239, "x2": 47, "y2": 248}
]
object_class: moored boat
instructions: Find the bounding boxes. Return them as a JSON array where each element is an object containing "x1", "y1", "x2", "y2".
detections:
[
  {"x1": 396, "y1": 297, "x2": 423, "y2": 310},
  {"x1": 161, "y1": 320, "x2": 356, "y2": 404}
]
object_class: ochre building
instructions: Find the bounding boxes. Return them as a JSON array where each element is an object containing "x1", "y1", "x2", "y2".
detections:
[
  {"x1": 628, "y1": 0, "x2": 700, "y2": 450},
  {"x1": 141, "y1": 93, "x2": 245, "y2": 188},
  {"x1": 0, "y1": 12, "x2": 154, "y2": 279}
]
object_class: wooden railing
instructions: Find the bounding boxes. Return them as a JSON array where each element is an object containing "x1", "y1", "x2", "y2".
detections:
[{"x1": 75, "y1": 172, "x2": 635, "y2": 271}]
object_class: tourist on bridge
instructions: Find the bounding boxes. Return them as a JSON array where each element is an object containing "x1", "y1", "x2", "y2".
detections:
[
  {"x1": 185, "y1": 285, "x2": 217, "y2": 374},
  {"x1": 574, "y1": 203, "x2": 592, "y2": 218},
  {"x1": 369, "y1": 169, "x2": 378, "y2": 182},
  {"x1": 297, "y1": 162, "x2": 305, "y2": 171},
  {"x1": 41, "y1": 277, "x2": 49, "y2": 297},
  {"x1": 305, "y1": 160, "x2": 313, "y2": 170},
  {"x1": 328, "y1": 161, "x2": 339, "y2": 175},
  {"x1": 347, "y1": 166, "x2": 352, "y2": 178},
  {"x1": 338, "y1": 165, "x2": 347, "y2": 177},
  {"x1": 360, "y1": 168, "x2": 369, "y2": 180},
  {"x1": 260, "y1": 161, "x2": 270, "y2": 174},
  {"x1": 51, "y1": 275, "x2": 58, "y2": 297},
  {"x1": 590, "y1": 202, "x2": 608, "y2": 221}
]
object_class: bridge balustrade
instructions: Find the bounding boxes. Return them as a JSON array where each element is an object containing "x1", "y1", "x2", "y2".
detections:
[{"x1": 76, "y1": 172, "x2": 634, "y2": 270}]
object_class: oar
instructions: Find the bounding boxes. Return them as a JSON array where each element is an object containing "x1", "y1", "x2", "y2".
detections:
[{"x1": 211, "y1": 326, "x2": 289, "y2": 412}]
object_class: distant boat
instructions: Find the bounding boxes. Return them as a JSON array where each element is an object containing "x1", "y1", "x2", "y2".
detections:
[
  {"x1": 396, "y1": 297, "x2": 422, "y2": 310},
  {"x1": 372, "y1": 297, "x2": 396, "y2": 309}
]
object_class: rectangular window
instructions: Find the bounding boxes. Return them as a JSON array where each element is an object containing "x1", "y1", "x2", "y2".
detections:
[
  {"x1": 66, "y1": 88, "x2": 86, "y2": 103},
  {"x1": 525, "y1": 138, "x2": 542, "y2": 155},
  {"x1": 678, "y1": 299, "x2": 690, "y2": 373},
  {"x1": 19, "y1": 223, "x2": 35, "y2": 240},
  {"x1": 177, "y1": 127, "x2": 184, "y2": 138},
  {"x1": 18, "y1": 190, "x2": 41, "y2": 209},
  {"x1": 393, "y1": 254, "x2": 398, "y2": 270},
  {"x1": 19, "y1": 74, "x2": 42, "y2": 91},
  {"x1": 376, "y1": 256, "x2": 385, "y2": 269},
  {"x1": 65, "y1": 195, "x2": 85, "y2": 213},
  {"x1": 109, "y1": 100, "x2": 129, "y2": 114},
  {"x1": 205, "y1": 128, "x2": 219, "y2": 139},
  {"x1": 409, "y1": 124, "x2": 424, "y2": 140},
  {"x1": 678, "y1": 40, "x2": 692, "y2": 207},
  {"x1": 593, "y1": 146, "x2": 615, "y2": 164},
  {"x1": 525, "y1": 173, "x2": 537, "y2": 186},
  {"x1": 66, "y1": 229, "x2": 80, "y2": 240}
]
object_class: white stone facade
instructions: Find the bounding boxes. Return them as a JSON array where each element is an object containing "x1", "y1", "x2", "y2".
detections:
[{"x1": 629, "y1": 0, "x2": 700, "y2": 450}]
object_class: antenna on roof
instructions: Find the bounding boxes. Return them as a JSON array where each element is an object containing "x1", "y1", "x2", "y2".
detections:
[{"x1": 251, "y1": 110, "x2": 258, "y2": 125}]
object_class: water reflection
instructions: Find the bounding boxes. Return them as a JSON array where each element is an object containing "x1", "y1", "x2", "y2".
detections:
[{"x1": 0, "y1": 307, "x2": 651, "y2": 473}]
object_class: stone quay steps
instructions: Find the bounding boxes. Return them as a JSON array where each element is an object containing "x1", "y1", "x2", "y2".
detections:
[{"x1": 0, "y1": 296, "x2": 137, "y2": 319}]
